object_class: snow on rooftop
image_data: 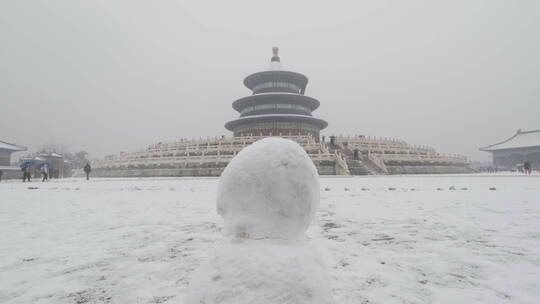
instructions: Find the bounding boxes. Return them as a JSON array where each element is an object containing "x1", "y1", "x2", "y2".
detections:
[
  {"x1": 268, "y1": 60, "x2": 283, "y2": 71},
  {"x1": 0, "y1": 140, "x2": 26, "y2": 152},
  {"x1": 38, "y1": 152, "x2": 64, "y2": 158},
  {"x1": 0, "y1": 165, "x2": 21, "y2": 170},
  {"x1": 231, "y1": 113, "x2": 322, "y2": 121},
  {"x1": 481, "y1": 129, "x2": 540, "y2": 151}
]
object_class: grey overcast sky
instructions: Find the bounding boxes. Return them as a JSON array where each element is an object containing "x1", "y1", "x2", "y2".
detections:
[{"x1": 1, "y1": 0, "x2": 539, "y2": 161}]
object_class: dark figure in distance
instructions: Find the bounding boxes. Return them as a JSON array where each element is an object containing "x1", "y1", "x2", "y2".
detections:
[
  {"x1": 22, "y1": 165, "x2": 31, "y2": 182},
  {"x1": 84, "y1": 163, "x2": 91, "y2": 180},
  {"x1": 0, "y1": 169, "x2": 3, "y2": 182},
  {"x1": 523, "y1": 161, "x2": 532, "y2": 175}
]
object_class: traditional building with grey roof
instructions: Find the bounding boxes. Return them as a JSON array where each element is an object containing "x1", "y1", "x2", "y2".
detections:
[
  {"x1": 225, "y1": 47, "x2": 327, "y2": 140},
  {"x1": 0, "y1": 140, "x2": 27, "y2": 179},
  {"x1": 480, "y1": 129, "x2": 540, "y2": 170}
]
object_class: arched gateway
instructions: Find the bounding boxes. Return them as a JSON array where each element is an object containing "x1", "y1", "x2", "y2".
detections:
[{"x1": 225, "y1": 47, "x2": 328, "y2": 141}]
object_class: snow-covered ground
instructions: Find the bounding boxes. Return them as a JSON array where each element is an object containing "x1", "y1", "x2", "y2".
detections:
[{"x1": 1, "y1": 174, "x2": 539, "y2": 304}]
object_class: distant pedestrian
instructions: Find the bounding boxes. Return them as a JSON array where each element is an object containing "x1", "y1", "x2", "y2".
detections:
[
  {"x1": 84, "y1": 163, "x2": 91, "y2": 180},
  {"x1": 27, "y1": 166, "x2": 32, "y2": 182},
  {"x1": 41, "y1": 164, "x2": 49, "y2": 182},
  {"x1": 22, "y1": 165, "x2": 31, "y2": 182},
  {"x1": 0, "y1": 169, "x2": 3, "y2": 182},
  {"x1": 524, "y1": 161, "x2": 532, "y2": 175}
]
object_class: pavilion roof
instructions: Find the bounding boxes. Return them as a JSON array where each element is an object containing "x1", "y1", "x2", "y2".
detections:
[
  {"x1": 480, "y1": 129, "x2": 540, "y2": 151},
  {"x1": 0, "y1": 140, "x2": 27, "y2": 152},
  {"x1": 37, "y1": 151, "x2": 64, "y2": 158}
]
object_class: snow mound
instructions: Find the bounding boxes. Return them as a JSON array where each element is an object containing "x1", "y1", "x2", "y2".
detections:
[
  {"x1": 185, "y1": 239, "x2": 332, "y2": 304},
  {"x1": 186, "y1": 138, "x2": 331, "y2": 304},
  {"x1": 217, "y1": 137, "x2": 319, "y2": 240}
]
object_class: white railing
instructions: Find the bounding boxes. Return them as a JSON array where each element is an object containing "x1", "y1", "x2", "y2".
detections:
[
  {"x1": 336, "y1": 135, "x2": 437, "y2": 155},
  {"x1": 377, "y1": 153, "x2": 467, "y2": 164},
  {"x1": 335, "y1": 135, "x2": 467, "y2": 165},
  {"x1": 367, "y1": 153, "x2": 388, "y2": 174},
  {"x1": 334, "y1": 152, "x2": 350, "y2": 175},
  {"x1": 92, "y1": 134, "x2": 340, "y2": 170}
]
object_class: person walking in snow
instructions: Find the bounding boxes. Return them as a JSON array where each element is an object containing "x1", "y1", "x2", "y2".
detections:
[
  {"x1": 0, "y1": 169, "x2": 3, "y2": 182},
  {"x1": 523, "y1": 160, "x2": 532, "y2": 175},
  {"x1": 41, "y1": 164, "x2": 49, "y2": 182},
  {"x1": 22, "y1": 165, "x2": 31, "y2": 182},
  {"x1": 84, "y1": 163, "x2": 91, "y2": 180}
]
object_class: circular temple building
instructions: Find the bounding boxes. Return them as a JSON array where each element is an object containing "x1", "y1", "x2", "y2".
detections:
[{"x1": 225, "y1": 47, "x2": 328, "y2": 141}]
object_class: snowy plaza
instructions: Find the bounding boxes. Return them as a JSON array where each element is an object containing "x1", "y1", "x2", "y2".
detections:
[{"x1": 1, "y1": 174, "x2": 539, "y2": 303}]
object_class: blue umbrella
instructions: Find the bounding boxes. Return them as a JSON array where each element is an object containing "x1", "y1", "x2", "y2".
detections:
[{"x1": 20, "y1": 160, "x2": 35, "y2": 168}]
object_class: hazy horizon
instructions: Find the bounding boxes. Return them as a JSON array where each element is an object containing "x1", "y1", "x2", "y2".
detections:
[{"x1": 1, "y1": 0, "x2": 539, "y2": 162}]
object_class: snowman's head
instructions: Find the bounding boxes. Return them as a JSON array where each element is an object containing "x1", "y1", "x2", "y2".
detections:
[{"x1": 217, "y1": 137, "x2": 320, "y2": 240}]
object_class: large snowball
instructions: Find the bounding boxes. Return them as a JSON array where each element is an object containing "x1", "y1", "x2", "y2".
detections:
[{"x1": 217, "y1": 137, "x2": 319, "y2": 240}]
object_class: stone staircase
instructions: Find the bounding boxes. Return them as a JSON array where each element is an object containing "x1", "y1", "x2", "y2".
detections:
[
  {"x1": 326, "y1": 139, "x2": 386, "y2": 175},
  {"x1": 345, "y1": 159, "x2": 370, "y2": 175},
  {"x1": 359, "y1": 157, "x2": 388, "y2": 175}
]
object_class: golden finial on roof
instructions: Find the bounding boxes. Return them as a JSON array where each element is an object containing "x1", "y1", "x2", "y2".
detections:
[{"x1": 271, "y1": 46, "x2": 280, "y2": 62}]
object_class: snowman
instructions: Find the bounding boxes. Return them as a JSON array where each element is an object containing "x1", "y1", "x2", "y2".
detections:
[{"x1": 185, "y1": 137, "x2": 332, "y2": 304}]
